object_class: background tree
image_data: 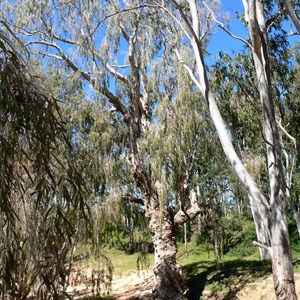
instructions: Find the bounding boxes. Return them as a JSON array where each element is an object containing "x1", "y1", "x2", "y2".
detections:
[
  {"x1": 153, "y1": 0, "x2": 299, "y2": 298},
  {"x1": 210, "y1": 0, "x2": 300, "y2": 249}
]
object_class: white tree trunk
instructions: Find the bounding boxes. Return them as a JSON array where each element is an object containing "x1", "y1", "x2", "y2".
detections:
[
  {"x1": 246, "y1": 1, "x2": 296, "y2": 297},
  {"x1": 249, "y1": 194, "x2": 270, "y2": 260},
  {"x1": 175, "y1": 0, "x2": 297, "y2": 298}
]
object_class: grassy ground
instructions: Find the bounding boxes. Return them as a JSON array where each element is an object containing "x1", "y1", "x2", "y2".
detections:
[
  {"x1": 175, "y1": 241, "x2": 269, "y2": 299},
  {"x1": 75, "y1": 241, "x2": 300, "y2": 299}
]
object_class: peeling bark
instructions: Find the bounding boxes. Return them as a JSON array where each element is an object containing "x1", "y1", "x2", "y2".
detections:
[{"x1": 150, "y1": 209, "x2": 186, "y2": 300}]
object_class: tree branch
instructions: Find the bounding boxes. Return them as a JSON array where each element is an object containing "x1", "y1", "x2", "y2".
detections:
[
  {"x1": 253, "y1": 241, "x2": 271, "y2": 251},
  {"x1": 174, "y1": 189, "x2": 201, "y2": 226},
  {"x1": 25, "y1": 40, "x2": 127, "y2": 115},
  {"x1": 89, "y1": 47, "x2": 130, "y2": 86},
  {"x1": 90, "y1": 4, "x2": 158, "y2": 38},
  {"x1": 62, "y1": 54, "x2": 127, "y2": 115},
  {"x1": 175, "y1": 49, "x2": 202, "y2": 90},
  {"x1": 123, "y1": 195, "x2": 144, "y2": 205},
  {"x1": 283, "y1": 0, "x2": 300, "y2": 34},
  {"x1": 202, "y1": 2, "x2": 252, "y2": 48},
  {"x1": 277, "y1": 119, "x2": 297, "y2": 149},
  {"x1": 153, "y1": 0, "x2": 192, "y2": 41}
]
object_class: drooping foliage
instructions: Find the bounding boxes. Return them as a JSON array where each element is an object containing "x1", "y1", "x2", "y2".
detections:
[
  {"x1": 0, "y1": 26, "x2": 94, "y2": 299},
  {"x1": 1, "y1": 0, "x2": 300, "y2": 299}
]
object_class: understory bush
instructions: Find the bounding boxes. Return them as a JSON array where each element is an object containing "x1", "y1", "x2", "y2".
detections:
[{"x1": 226, "y1": 221, "x2": 257, "y2": 257}]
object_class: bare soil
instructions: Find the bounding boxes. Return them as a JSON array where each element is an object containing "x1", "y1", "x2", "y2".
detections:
[
  {"x1": 109, "y1": 270, "x2": 300, "y2": 300},
  {"x1": 111, "y1": 270, "x2": 153, "y2": 299},
  {"x1": 67, "y1": 265, "x2": 300, "y2": 299}
]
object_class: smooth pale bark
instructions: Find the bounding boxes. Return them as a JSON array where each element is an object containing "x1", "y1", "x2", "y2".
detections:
[
  {"x1": 283, "y1": 146, "x2": 300, "y2": 238},
  {"x1": 283, "y1": 0, "x2": 300, "y2": 34},
  {"x1": 184, "y1": 223, "x2": 188, "y2": 256},
  {"x1": 249, "y1": 194, "x2": 271, "y2": 260},
  {"x1": 247, "y1": 1, "x2": 296, "y2": 298},
  {"x1": 171, "y1": 0, "x2": 297, "y2": 298}
]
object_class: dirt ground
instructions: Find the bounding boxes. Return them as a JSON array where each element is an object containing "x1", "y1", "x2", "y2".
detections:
[
  {"x1": 67, "y1": 265, "x2": 300, "y2": 300},
  {"x1": 109, "y1": 270, "x2": 300, "y2": 300},
  {"x1": 111, "y1": 270, "x2": 153, "y2": 299}
]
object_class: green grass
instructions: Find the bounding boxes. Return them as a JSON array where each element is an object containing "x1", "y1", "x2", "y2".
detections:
[
  {"x1": 72, "y1": 244, "x2": 154, "y2": 276},
  {"x1": 102, "y1": 247, "x2": 154, "y2": 276},
  {"x1": 175, "y1": 241, "x2": 274, "y2": 299},
  {"x1": 183, "y1": 258, "x2": 272, "y2": 300},
  {"x1": 72, "y1": 240, "x2": 300, "y2": 300}
]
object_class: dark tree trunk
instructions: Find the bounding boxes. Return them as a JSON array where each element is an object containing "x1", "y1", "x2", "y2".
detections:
[
  {"x1": 149, "y1": 209, "x2": 186, "y2": 300},
  {"x1": 127, "y1": 118, "x2": 188, "y2": 299}
]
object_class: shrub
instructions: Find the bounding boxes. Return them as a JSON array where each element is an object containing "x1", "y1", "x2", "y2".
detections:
[{"x1": 226, "y1": 221, "x2": 257, "y2": 257}]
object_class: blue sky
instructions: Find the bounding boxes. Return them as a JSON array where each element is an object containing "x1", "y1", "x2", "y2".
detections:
[
  {"x1": 206, "y1": 0, "x2": 248, "y2": 64},
  {"x1": 206, "y1": 0, "x2": 299, "y2": 65}
]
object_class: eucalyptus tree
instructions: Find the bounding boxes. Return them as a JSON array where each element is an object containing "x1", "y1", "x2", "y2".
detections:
[
  {"x1": 211, "y1": 50, "x2": 275, "y2": 260},
  {"x1": 1, "y1": 1, "x2": 225, "y2": 298},
  {"x1": 211, "y1": 7, "x2": 300, "y2": 246},
  {"x1": 151, "y1": 0, "x2": 298, "y2": 298},
  {"x1": 281, "y1": 44, "x2": 300, "y2": 236}
]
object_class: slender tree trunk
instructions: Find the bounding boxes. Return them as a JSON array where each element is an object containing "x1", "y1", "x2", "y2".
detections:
[
  {"x1": 197, "y1": 214, "x2": 201, "y2": 234},
  {"x1": 289, "y1": 196, "x2": 300, "y2": 238},
  {"x1": 249, "y1": 194, "x2": 271, "y2": 260},
  {"x1": 213, "y1": 231, "x2": 220, "y2": 263},
  {"x1": 129, "y1": 204, "x2": 135, "y2": 254},
  {"x1": 175, "y1": 0, "x2": 298, "y2": 298},
  {"x1": 283, "y1": 150, "x2": 300, "y2": 238},
  {"x1": 184, "y1": 223, "x2": 188, "y2": 256}
]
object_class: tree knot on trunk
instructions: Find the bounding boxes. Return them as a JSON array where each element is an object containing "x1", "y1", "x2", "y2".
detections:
[{"x1": 123, "y1": 114, "x2": 131, "y2": 124}]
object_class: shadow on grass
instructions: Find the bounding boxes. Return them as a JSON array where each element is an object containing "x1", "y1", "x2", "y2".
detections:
[{"x1": 183, "y1": 259, "x2": 272, "y2": 300}]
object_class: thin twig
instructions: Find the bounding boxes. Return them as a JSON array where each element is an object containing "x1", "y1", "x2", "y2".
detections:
[
  {"x1": 202, "y1": 2, "x2": 252, "y2": 48},
  {"x1": 277, "y1": 119, "x2": 297, "y2": 149},
  {"x1": 90, "y1": 4, "x2": 158, "y2": 37},
  {"x1": 154, "y1": 0, "x2": 192, "y2": 41}
]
